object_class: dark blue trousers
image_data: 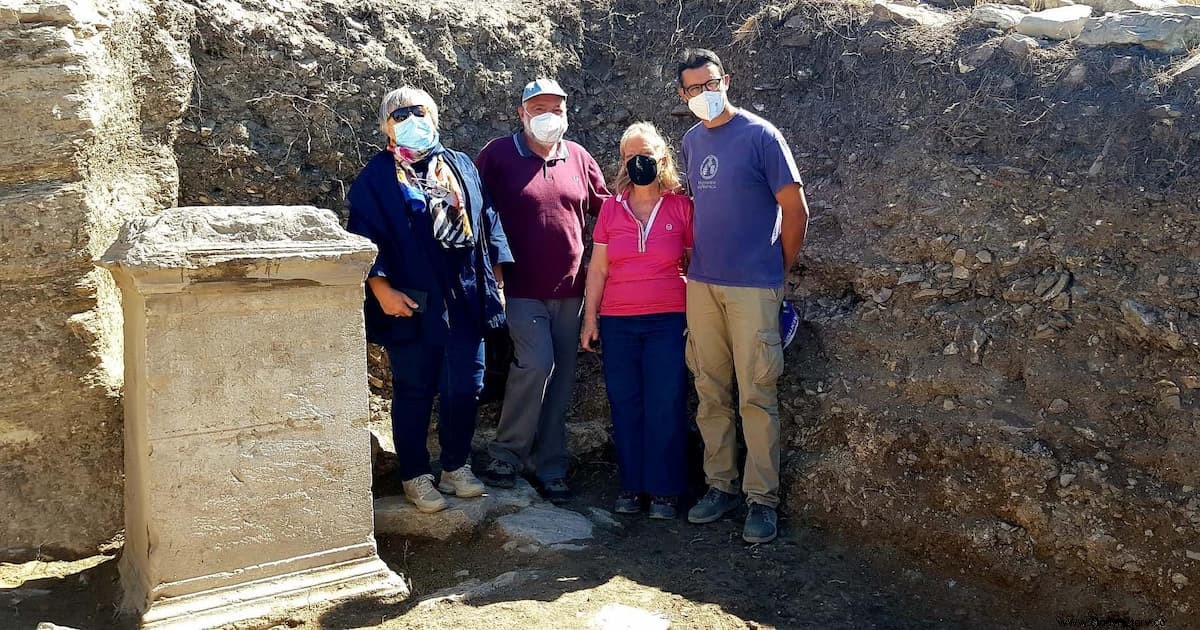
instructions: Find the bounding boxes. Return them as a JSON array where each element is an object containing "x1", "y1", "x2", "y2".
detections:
[
  {"x1": 386, "y1": 329, "x2": 484, "y2": 481},
  {"x1": 599, "y1": 312, "x2": 688, "y2": 497}
]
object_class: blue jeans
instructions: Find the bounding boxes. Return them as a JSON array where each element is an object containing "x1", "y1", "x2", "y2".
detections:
[
  {"x1": 599, "y1": 312, "x2": 688, "y2": 496},
  {"x1": 386, "y1": 329, "x2": 484, "y2": 481}
]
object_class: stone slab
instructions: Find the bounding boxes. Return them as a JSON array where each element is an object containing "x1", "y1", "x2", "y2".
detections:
[
  {"x1": 416, "y1": 569, "x2": 542, "y2": 608},
  {"x1": 374, "y1": 480, "x2": 541, "y2": 540},
  {"x1": 494, "y1": 505, "x2": 595, "y2": 546}
]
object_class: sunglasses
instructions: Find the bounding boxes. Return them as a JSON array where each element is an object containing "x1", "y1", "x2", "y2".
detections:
[{"x1": 389, "y1": 105, "x2": 428, "y2": 121}]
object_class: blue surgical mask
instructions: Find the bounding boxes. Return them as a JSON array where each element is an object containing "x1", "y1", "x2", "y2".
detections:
[{"x1": 392, "y1": 115, "x2": 440, "y2": 152}]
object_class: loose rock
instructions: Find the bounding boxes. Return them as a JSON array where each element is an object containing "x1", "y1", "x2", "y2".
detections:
[
  {"x1": 1076, "y1": 6, "x2": 1200, "y2": 53},
  {"x1": 971, "y1": 3, "x2": 1032, "y2": 30},
  {"x1": 1016, "y1": 5, "x2": 1093, "y2": 40},
  {"x1": 1001, "y1": 33, "x2": 1041, "y2": 58},
  {"x1": 871, "y1": 1, "x2": 954, "y2": 27}
]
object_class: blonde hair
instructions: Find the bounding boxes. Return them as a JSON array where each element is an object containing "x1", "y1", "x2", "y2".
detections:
[
  {"x1": 377, "y1": 86, "x2": 440, "y2": 135},
  {"x1": 612, "y1": 122, "x2": 683, "y2": 195}
]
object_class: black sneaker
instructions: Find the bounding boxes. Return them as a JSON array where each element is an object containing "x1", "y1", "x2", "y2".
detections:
[
  {"x1": 743, "y1": 503, "x2": 778, "y2": 543},
  {"x1": 477, "y1": 459, "x2": 516, "y2": 489},
  {"x1": 614, "y1": 491, "x2": 641, "y2": 514},
  {"x1": 541, "y1": 478, "x2": 572, "y2": 504},
  {"x1": 687, "y1": 487, "x2": 741, "y2": 524},
  {"x1": 648, "y1": 496, "x2": 678, "y2": 520}
]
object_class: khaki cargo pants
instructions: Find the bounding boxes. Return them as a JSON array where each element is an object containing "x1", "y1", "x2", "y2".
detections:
[{"x1": 685, "y1": 280, "x2": 784, "y2": 508}]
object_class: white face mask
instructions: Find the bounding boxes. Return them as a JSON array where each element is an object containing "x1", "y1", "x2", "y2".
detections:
[
  {"x1": 688, "y1": 90, "x2": 726, "y2": 121},
  {"x1": 527, "y1": 112, "x2": 568, "y2": 145}
]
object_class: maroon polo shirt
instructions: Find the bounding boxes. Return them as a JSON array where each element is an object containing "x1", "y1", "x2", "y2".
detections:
[{"x1": 475, "y1": 132, "x2": 610, "y2": 300}]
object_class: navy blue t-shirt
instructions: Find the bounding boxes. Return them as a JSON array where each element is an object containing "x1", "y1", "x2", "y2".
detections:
[{"x1": 681, "y1": 110, "x2": 803, "y2": 289}]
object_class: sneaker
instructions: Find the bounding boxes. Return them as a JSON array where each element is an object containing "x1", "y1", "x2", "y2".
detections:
[
  {"x1": 614, "y1": 492, "x2": 641, "y2": 514},
  {"x1": 402, "y1": 474, "x2": 447, "y2": 513},
  {"x1": 438, "y1": 464, "x2": 485, "y2": 498},
  {"x1": 541, "y1": 478, "x2": 572, "y2": 504},
  {"x1": 649, "y1": 496, "x2": 678, "y2": 520},
  {"x1": 478, "y1": 459, "x2": 516, "y2": 489},
  {"x1": 687, "y1": 487, "x2": 741, "y2": 524},
  {"x1": 743, "y1": 503, "x2": 778, "y2": 543}
]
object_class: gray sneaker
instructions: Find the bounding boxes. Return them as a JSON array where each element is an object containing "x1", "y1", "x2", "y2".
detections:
[
  {"x1": 687, "y1": 487, "x2": 740, "y2": 524},
  {"x1": 401, "y1": 474, "x2": 448, "y2": 514},
  {"x1": 743, "y1": 503, "x2": 778, "y2": 543}
]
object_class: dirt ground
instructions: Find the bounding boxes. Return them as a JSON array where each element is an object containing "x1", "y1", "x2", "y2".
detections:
[{"x1": 1, "y1": 461, "x2": 1152, "y2": 630}]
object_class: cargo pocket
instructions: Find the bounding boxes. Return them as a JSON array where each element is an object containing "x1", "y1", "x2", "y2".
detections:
[
  {"x1": 753, "y1": 330, "x2": 784, "y2": 385},
  {"x1": 684, "y1": 328, "x2": 698, "y2": 374}
]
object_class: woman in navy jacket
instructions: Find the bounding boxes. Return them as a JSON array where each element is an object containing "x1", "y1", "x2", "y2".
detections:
[{"x1": 347, "y1": 87, "x2": 512, "y2": 513}]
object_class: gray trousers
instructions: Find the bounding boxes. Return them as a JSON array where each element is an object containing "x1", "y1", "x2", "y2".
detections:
[{"x1": 488, "y1": 296, "x2": 582, "y2": 482}]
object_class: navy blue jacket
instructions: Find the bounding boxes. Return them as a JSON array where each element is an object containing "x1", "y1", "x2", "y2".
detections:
[{"x1": 347, "y1": 147, "x2": 513, "y2": 347}]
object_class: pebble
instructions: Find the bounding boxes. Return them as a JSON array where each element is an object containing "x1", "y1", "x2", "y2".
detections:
[
  {"x1": 1171, "y1": 572, "x2": 1189, "y2": 587},
  {"x1": 975, "y1": 250, "x2": 993, "y2": 264},
  {"x1": 1186, "y1": 550, "x2": 1200, "y2": 561},
  {"x1": 1048, "y1": 399, "x2": 1070, "y2": 414},
  {"x1": 943, "y1": 399, "x2": 957, "y2": 411},
  {"x1": 1059, "y1": 473, "x2": 1077, "y2": 487},
  {"x1": 943, "y1": 342, "x2": 960, "y2": 355}
]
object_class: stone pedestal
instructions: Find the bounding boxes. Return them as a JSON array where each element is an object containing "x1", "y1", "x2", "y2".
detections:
[{"x1": 100, "y1": 206, "x2": 405, "y2": 628}]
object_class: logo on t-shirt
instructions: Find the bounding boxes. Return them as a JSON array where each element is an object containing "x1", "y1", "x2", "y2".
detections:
[
  {"x1": 665, "y1": 223, "x2": 674, "y2": 231},
  {"x1": 699, "y1": 155, "x2": 719, "y2": 180}
]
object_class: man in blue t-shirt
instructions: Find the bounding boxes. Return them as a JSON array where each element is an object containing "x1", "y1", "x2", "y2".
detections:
[{"x1": 676, "y1": 47, "x2": 809, "y2": 544}]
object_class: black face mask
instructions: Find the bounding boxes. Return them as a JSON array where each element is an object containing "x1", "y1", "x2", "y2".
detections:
[{"x1": 626, "y1": 155, "x2": 659, "y2": 186}]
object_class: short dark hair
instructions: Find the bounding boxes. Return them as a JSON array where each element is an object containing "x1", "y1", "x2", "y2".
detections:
[{"x1": 677, "y1": 48, "x2": 725, "y2": 85}]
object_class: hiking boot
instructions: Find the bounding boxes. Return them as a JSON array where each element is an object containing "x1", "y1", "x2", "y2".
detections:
[
  {"x1": 614, "y1": 492, "x2": 641, "y2": 514},
  {"x1": 477, "y1": 458, "x2": 516, "y2": 489},
  {"x1": 402, "y1": 474, "x2": 447, "y2": 513},
  {"x1": 541, "y1": 478, "x2": 572, "y2": 504},
  {"x1": 649, "y1": 496, "x2": 678, "y2": 520},
  {"x1": 687, "y1": 487, "x2": 740, "y2": 524},
  {"x1": 438, "y1": 464, "x2": 485, "y2": 498},
  {"x1": 743, "y1": 503, "x2": 778, "y2": 543}
]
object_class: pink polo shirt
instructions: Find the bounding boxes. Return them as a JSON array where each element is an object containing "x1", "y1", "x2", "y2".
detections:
[{"x1": 593, "y1": 191, "x2": 693, "y2": 316}]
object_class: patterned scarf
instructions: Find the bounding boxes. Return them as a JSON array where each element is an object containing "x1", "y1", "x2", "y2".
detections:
[{"x1": 390, "y1": 144, "x2": 473, "y2": 249}]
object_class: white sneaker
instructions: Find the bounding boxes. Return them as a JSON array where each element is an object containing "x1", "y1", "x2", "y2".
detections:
[
  {"x1": 402, "y1": 474, "x2": 448, "y2": 513},
  {"x1": 438, "y1": 464, "x2": 486, "y2": 498}
]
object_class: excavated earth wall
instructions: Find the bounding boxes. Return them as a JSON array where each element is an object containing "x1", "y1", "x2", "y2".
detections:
[
  {"x1": 168, "y1": 0, "x2": 1200, "y2": 619},
  {"x1": 0, "y1": 0, "x2": 193, "y2": 559},
  {"x1": 3, "y1": 0, "x2": 1200, "y2": 621}
]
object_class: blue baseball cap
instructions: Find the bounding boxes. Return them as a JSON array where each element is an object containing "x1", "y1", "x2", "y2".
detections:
[{"x1": 522, "y1": 78, "x2": 567, "y2": 103}]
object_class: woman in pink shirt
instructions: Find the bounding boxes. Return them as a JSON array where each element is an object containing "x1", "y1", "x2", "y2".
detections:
[{"x1": 581, "y1": 122, "x2": 693, "y2": 519}]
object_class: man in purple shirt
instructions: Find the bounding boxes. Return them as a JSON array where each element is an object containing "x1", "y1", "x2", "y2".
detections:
[
  {"x1": 475, "y1": 79, "x2": 610, "y2": 501},
  {"x1": 677, "y1": 48, "x2": 809, "y2": 543}
]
